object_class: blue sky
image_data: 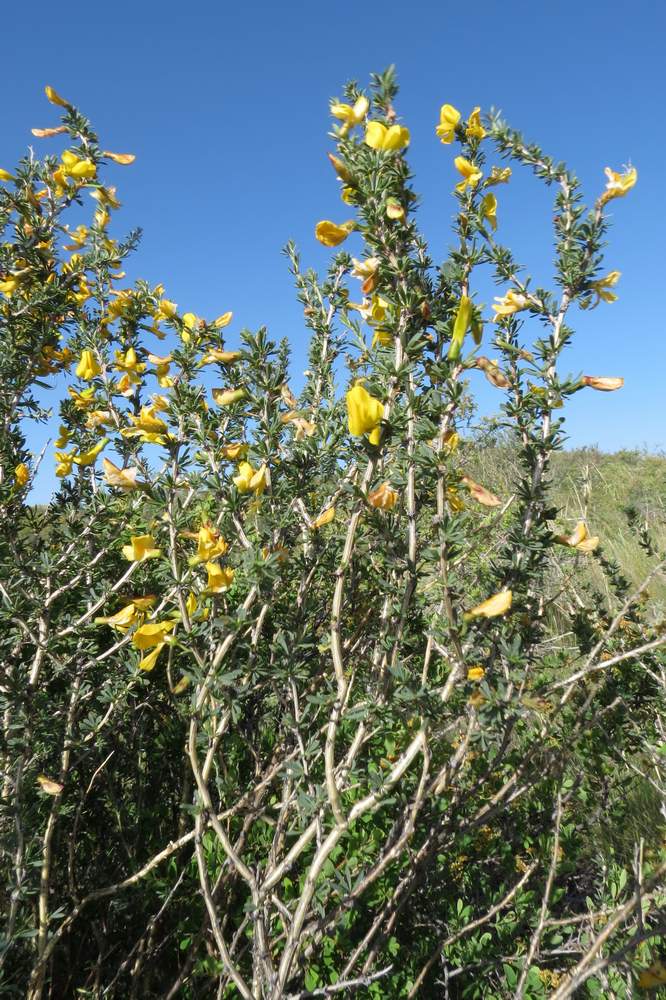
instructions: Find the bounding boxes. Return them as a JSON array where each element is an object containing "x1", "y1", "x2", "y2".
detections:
[{"x1": 3, "y1": 0, "x2": 664, "y2": 501}]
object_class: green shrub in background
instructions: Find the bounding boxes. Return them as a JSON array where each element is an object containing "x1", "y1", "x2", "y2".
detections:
[{"x1": 0, "y1": 69, "x2": 664, "y2": 998}]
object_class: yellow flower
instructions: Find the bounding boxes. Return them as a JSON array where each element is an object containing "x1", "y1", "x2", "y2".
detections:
[
  {"x1": 447, "y1": 487, "x2": 465, "y2": 512},
  {"x1": 371, "y1": 328, "x2": 393, "y2": 348},
  {"x1": 554, "y1": 521, "x2": 599, "y2": 553},
  {"x1": 44, "y1": 85, "x2": 70, "y2": 107},
  {"x1": 115, "y1": 371, "x2": 141, "y2": 397},
  {"x1": 222, "y1": 442, "x2": 248, "y2": 460},
  {"x1": 435, "y1": 104, "x2": 461, "y2": 144},
  {"x1": 467, "y1": 666, "x2": 485, "y2": 681},
  {"x1": 367, "y1": 482, "x2": 398, "y2": 510},
  {"x1": 212, "y1": 387, "x2": 247, "y2": 406},
  {"x1": 315, "y1": 219, "x2": 356, "y2": 247},
  {"x1": 481, "y1": 192, "x2": 497, "y2": 231},
  {"x1": 461, "y1": 475, "x2": 501, "y2": 507},
  {"x1": 448, "y1": 295, "x2": 472, "y2": 361},
  {"x1": 330, "y1": 95, "x2": 369, "y2": 132},
  {"x1": 75, "y1": 349, "x2": 101, "y2": 380},
  {"x1": 147, "y1": 353, "x2": 174, "y2": 387},
  {"x1": 63, "y1": 224, "x2": 89, "y2": 249},
  {"x1": 54, "y1": 425, "x2": 70, "y2": 449},
  {"x1": 442, "y1": 429, "x2": 459, "y2": 454},
  {"x1": 189, "y1": 524, "x2": 228, "y2": 564},
  {"x1": 582, "y1": 375, "x2": 624, "y2": 392},
  {"x1": 128, "y1": 596, "x2": 157, "y2": 612},
  {"x1": 466, "y1": 589, "x2": 513, "y2": 619},
  {"x1": 466, "y1": 107, "x2": 486, "y2": 140},
  {"x1": 205, "y1": 562, "x2": 235, "y2": 593},
  {"x1": 14, "y1": 463, "x2": 30, "y2": 487},
  {"x1": 637, "y1": 959, "x2": 666, "y2": 990},
  {"x1": 121, "y1": 534, "x2": 161, "y2": 562},
  {"x1": 364, "y1": 121, "x2": 410, "y2": 152},
  {"x1": 90, "y1": 185, "x2": 121, "y2": 208},
  {"x1": 491, "y1": 289, "x2": 529, "y2": 319},
  {"x1": 486, "y1": 166, "x2": 512, "y2": 186},
  {"x1": 72, "y1": 437, "x2": 108, "y2": 466},
  {"x1": 599, "y1": 165, "x2": 637, "y2": 206},
  {"x1": 351, "y1": 256, "x2": 380, "y2": 293},
  {"x1": 582, "y1": 270, "x2": 621, "y2": 309},
  {"x1": 346, "y1": 383, "x2": 383, "y2": 439},
  {"x1": 139, "y1": 643, "x2": 166, "y2": 672},
  {"x1": 102, "y1": 458, "x2": 141, "y2": 490},
  {"x1": 0, "y1": 169, "x2": 14, "y2": 182},
  {"x1": 233, "y1": 461, "x2": 268, "y2": 495},
  {"x1": 114, "y1": 347, "x2": 145, "y2": 374},
  {"x1": 214, "y1": 311, "x2": 233, "y2": 328},
  {"x1": 0, "y1": 277, "x2": 20, "y2": 297},
  {"x1": 154, "y1": 298, "x2": 178, "y2": 322},
  {"x1": 94, "y1": 602, "x2": 142, "y2": 630},
  {"x1": 121, "y1": 406, "x2": 168, "y2": 443},
  {"x1": 199, "y1": 349, "x2": 243, "y2": 365},
  {"x1": 133, "y1": 620, "x2": 175, "y2": 649},
  {"x1": 454, "y1": 156, "x2": 483, "y2": 193},
  {"x1": 312, "y1": 507, "x2": 335, "y2": 529},
  {"x1": 180, "y1": 312, "x2": 199, "y2": 343},
  {"x1": 85, "y1": 410, "x2": 112, "y2": 429},
  {"x1": 350, "y1": 293, "x2": 389, "y2": 325},
  {"x1": 55, "y1": 451, "x2": 74, "y2": 477},
  {"x1": 60, "y1": 150, "x2": 96, "y2": 181}
]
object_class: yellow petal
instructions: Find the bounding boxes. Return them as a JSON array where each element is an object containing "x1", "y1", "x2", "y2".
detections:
[
  {"x1": 312, "y1": 506, "x2": 335, "y2": 529},
  {"x1": 314, "y1": 219, "x2": 356, "y2": 247},
  {"x1": 466, "y1": 589, "x2": 512, "y2": 619},
  {"x1": 14, "y1": 463, "x2": 30, "y2": 487},
  {"x1": 212, "y1": 387, "x2": 247, "y2": 406},
  {"x1": 133, "y1": 620, "x2": 175, "y2": 650},
  {"x1": 139, "y1": 643, "x2": 166, "y2": 672},
  {"x1": 44, "y1": 85, "x2": 69, "y2": 107},
  {"x1": 346, "y1": 383, "x2": 383, "y2": 437}
]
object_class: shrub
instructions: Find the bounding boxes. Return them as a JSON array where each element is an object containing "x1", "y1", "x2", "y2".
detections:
[{"x1": 0, "y1": 70, "x2": 664, "y2": 998}]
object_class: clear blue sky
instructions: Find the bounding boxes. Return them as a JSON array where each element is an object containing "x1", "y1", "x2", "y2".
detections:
[{"x1": 3, "y1": 0, "x2": 664, "y2": 501}]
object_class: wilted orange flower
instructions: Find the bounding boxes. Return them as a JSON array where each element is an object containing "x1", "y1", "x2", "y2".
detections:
[
  {"x1": 582, "y1": 375, "x2": 624, "y2": 392},
  {"x1": 103, "y1": 458, "x2": 141, "y2": 491},
  {"x1": 554, "y1": 521, "x2": 599, "y2": 553},
  {"x1": 368, "y1": 482, "x2": 398, "y2": 510},
  {"x1": 461, "y1": 475, "x2": 501, "y2": 507},
  {"x1": 475, "y1": 357, "x2": 510, "y2": 389}
]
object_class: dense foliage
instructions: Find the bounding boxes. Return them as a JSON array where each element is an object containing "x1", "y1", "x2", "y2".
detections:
[{"x1": 1, "y1": 70, "x2": 664, "y2": 998}]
